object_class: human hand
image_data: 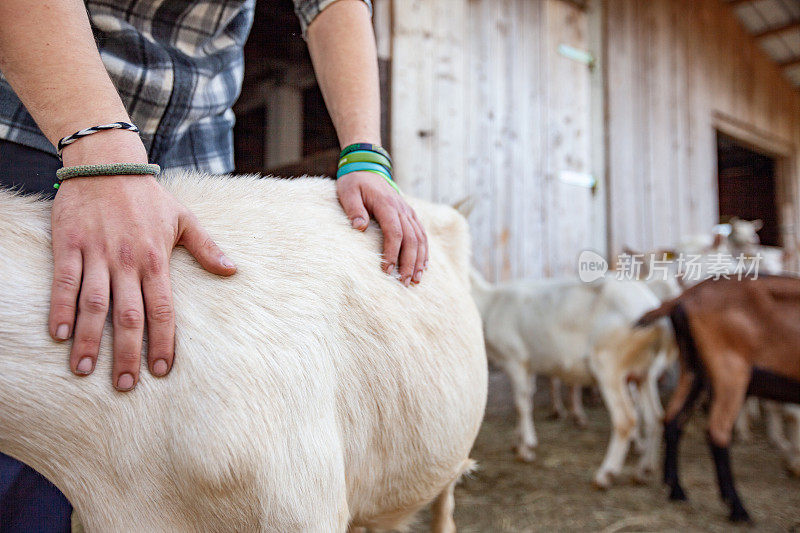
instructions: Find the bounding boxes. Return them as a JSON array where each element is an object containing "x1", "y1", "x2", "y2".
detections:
[
  {"x1": 336, "y1": 171, "x2": 428, "y2": 286},
  {"x1": 49, "y1": 132, "x2": 236, "y2": 391}
]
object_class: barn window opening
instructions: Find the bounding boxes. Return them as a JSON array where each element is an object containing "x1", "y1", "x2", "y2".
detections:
[{"x1": 716, "y1": 132, "x2": 780, "y2": 247}]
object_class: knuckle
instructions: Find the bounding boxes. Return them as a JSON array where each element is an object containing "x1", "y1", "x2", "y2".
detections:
[
  {"x1": 400, "y1": 264, "x2": 415, "y2": 276},
  {"x1": 201, "y1": 237, "x2": 218, "y2": 253},
  {"x1": 149, "y1": 302, "x2": 174, "y2": 324},
  {"x1": 116, "y1": 308, "x2": 144, "y2": 329},
  {"x1": 74, "y1": 336, "x2": 101, "y2": 352},
  {"x1": 51, "y1": 301, "x2": 76, "y2": 316},
  {"x1": 81, "y1": 292, "x2": 109, "y2": 314},
  {"x1": 403, "y1": 233, "x2": 418, "y2": 247},
  {"x1": 53, "y1": 271, "x2": 81, "y2": 292},
  {"x1": 148, "y1": 340, "x2": 174, "y2": 358},
  {"x1": 388, "y1": 225, "x2": 403, "y2": 241},
  {"x1": 56, "y1": 231, "x2": 83, "y2": 250},
  {"x1": 143, "y1": 249, "x2": 165, "y2": 275},
  {"x1": 116, "y1": 242, "x2": 136, "y2": 271},
  {"x1": 117, "y1": 351, "x2": 141, "y2": 366}
]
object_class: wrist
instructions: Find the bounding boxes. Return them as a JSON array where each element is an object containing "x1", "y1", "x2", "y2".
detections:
[{"x1": 60, "y1": 128, "x2": 148, "y2": 167}]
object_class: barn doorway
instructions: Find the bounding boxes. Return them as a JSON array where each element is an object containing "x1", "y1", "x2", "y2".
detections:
[
  {"x1": 716, "y1": 131, "x2": 780, "y2": 246},
  {"x1": 233, "y1": 0, "x2": 339, "y2": 176}
]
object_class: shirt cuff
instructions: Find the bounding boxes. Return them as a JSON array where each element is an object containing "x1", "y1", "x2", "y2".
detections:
[{"x1": 294, "y1": 0, "x2": 373, "y2": 38}]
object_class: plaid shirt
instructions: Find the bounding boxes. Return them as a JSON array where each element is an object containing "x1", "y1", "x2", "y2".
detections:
[{"x1": 0, "y1": 0, "x2": 371, "y2": 174}]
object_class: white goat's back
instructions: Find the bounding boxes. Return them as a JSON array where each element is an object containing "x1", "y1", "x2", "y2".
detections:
[{"x1": 0, "y1": 172, "x2": 487, "y2": 532}]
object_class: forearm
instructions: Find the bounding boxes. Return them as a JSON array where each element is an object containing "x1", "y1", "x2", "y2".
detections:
[
  {"x1": 306, "y1": 0, "x2": 380, "y2": 147},
  {"x1": 0, "y1": 0, "x2": 133, "y2": 147}
]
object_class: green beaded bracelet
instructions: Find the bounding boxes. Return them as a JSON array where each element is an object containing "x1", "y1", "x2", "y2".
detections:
[{"x1": 55, "y1": 163, "x2": 161, "y2": 188}]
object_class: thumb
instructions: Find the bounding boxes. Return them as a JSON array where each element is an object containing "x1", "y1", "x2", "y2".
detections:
[
  {"x1": 339, "y1": 186, "x2": 370, "y2": 231},
  {"x1": 178, "y1": 212, "x2": 237, "y2": 276}
]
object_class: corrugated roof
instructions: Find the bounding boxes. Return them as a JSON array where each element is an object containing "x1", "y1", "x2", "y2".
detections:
[{"x1": 726, "y1": 0, "x2": 800, "y2": 87}]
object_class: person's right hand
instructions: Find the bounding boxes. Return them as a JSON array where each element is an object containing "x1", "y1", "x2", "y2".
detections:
[{"x1": 49, "y1": 131, "x2": 236, "y2": 391}]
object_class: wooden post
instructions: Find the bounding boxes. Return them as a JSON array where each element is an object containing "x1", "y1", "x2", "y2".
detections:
[{"x1": 265, "y1": 86, "x2": 303, "y2": 168}]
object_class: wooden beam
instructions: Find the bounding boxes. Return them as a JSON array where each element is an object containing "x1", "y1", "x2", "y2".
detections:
[
  {"x1": 754, "y1": 20, "x2": 800, "y2": 39},
  {"x1": 726, "y1": 0, "x2": 753, "y2": 7},
  {"x1": 780, "y1": 56, "x2": 800, "y2": 69}
]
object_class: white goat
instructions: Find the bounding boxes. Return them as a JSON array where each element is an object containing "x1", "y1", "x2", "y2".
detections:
[
  {"x1": 470, "y1": 271, "x2": 671, "y2": 487},
  {"x1": 0, "y1": 172, "x2": 488, "y2": 533}
]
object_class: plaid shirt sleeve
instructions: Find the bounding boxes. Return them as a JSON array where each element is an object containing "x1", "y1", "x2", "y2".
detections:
[{"x1": 293, "y1": 0, "x2": 373, "y2": 36}]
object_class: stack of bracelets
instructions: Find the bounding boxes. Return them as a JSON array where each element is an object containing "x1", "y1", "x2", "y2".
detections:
[
  {"x1": 336, "y1": 143, "x2": 401, "y2": 195},
  {"x1": 53, "y1": 121, "x2": 160, "y2": 189}
]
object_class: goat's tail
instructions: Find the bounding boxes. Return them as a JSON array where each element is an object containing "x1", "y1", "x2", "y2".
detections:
[{"x1": 635, "y1": 299, "x2": 678, "y2": 328}]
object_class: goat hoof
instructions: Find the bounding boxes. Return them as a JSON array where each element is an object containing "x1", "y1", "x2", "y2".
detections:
[
  {"x1": 514, "y1": 445, "x2": 536, "y2": 463},
  {"x1": 669, "y1": 484, "x2": 688, "y2": 501},
  {"x1": 632, "y1": 470, "x2": 650, "y2": 485},
  {"x1": 592, "y1": 472, "x2": 612, "y2": 490},
  {"x1": 785, "y1": 459, "x2": 800, "y2": 478},
  {"x1": 547, "y1": 410, "x2": 566, "y2": 421},
  {"x1": 572, "y1": 415, "x2": 588, "y2": 429},
  {"x1": 729, "y1": 507, "x2": 751, "y2": 523}
]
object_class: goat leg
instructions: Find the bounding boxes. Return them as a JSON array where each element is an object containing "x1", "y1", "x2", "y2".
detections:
[{"x1": 708, "y1": 437, "x2": 750, "y2": 523}]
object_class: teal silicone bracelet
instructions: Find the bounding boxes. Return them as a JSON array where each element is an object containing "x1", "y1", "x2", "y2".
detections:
[
  {"x1": 337, "y1": 161, "x2": 401, "y2": 195},
  {"x1": 339, "y1": 143, "x2": 392, "y2": 164},
  {"x1": 56, "y1": 163, "x2": 161, "y2": 182},
  {"x1": 338, "y1": 150, "x2": 392, "y2": 171},
  {"x1": 337, "y1": 161, "x2": 393, "y2": 179}
]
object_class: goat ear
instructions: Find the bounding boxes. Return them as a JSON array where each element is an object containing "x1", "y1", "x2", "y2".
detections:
[
  {"x1": 751, "y1": 219, "x2": 763, "y2": 231},
  {"x1": 452, "y1": 196, "x2": 476, "y2": 218},
  {"x1": 658, "y1": 248, "x2": 677, "y2": 260}
]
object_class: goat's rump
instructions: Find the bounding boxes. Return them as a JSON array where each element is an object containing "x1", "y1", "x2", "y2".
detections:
[{"x1": 636, "y1": 276, "x2": 800, "y2": 385}]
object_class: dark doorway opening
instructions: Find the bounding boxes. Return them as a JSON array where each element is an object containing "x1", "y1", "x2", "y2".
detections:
[
  {"x1": 717, "y1": 132, "x2": 780, "y2": 246},
  {"x1": 233, "y1": 0, "x2": 338, "y2": 176}
]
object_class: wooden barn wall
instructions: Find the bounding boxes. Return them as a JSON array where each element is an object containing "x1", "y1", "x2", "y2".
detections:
[
  {"x1": 605, "y1": 0, "x2": 800, "y2": 254},
  {"x1": 390, "y1": 0, "x2": 596, "y2": 281}
]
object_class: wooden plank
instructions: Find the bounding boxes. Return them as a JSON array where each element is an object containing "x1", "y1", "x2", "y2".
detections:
[
  {"x1": 546, "y1": 0, "x2": 593, "y2": 275},
  {"x1": 520, "y1": 0, "x2": 547, "y2": 278},
  {"x1": 430, "y1": 0, "x2": 467, "y2": 206},
  {"x1": 465, "y1": 0, "x2": 495, "y2": 278},
  {"x1": 390, "y1": 0, "x2": 434, "y2": 197}
]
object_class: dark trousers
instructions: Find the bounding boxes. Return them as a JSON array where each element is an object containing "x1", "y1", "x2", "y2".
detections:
[{"x1": 0, "y1": 139, "x2": 71, "y2": 532}]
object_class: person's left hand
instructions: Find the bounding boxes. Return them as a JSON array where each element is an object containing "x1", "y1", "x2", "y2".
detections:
[{"x1": 336, "y1": 171, "x2": 428, "y2": 286}]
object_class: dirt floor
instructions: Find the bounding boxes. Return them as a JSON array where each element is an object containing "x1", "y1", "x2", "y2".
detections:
[{"x1": 415, "y1": 370, "x2": 800, "y2": 532}]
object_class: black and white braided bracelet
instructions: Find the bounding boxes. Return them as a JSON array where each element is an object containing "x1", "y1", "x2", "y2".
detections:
[{"x1": 56, "y1": 121, "x2": 140, "y2": 159}]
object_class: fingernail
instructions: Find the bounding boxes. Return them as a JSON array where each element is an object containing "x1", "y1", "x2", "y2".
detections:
[
  {"x1": 424, "y1": 260, "x2": 429, "y2": 270},
  {"x1": 352, "y1": 217, "x2": 366, "y2": 229},
  {"x1": 116, "y1": 373, "x2": 135, "y2": 391},
  {"x1": 385, "y1": 263, "x2": 394, "y2": 274},
  {"x1": 413, "y1": 271, "x2": 422, "y2": 283},
  {"x1": 220, "y1": 255, "x2": 235, "y2": 269},
  {"x1": 76, "y1": 357, "x2": 93, "y2": 375},
  {"x1": 403, "y1": 276, "x2": 411, "y2": 287},
  {"x1": 152, "y1": 359, "x2": 169, "y2": 377},
  {"x1": 55, "y1": 324, "x2": 69, "y2": 340}
]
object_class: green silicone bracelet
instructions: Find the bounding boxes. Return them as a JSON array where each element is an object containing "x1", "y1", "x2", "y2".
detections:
[
  {"x1": 363, "y1": 169, "x2": 403, "y2": 195},
  {"x1": 56, "y1": 163, "x2": 161, "y2": 181},
  {"x1": 338, "y1": 150, "x2": 392, "y2": 171}
]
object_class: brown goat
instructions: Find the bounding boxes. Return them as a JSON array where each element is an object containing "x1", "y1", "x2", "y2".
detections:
[{"x1": 636, "y1": 276, "x2": 800, "y2": 522}]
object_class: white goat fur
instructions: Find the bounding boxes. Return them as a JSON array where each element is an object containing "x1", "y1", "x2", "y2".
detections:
[
  {"x1": 0, "y1": 172, "x2": 488, "y2": 532},
  {"x1": 470, "y1": 272, "x2": 672, "y2": 486}
]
